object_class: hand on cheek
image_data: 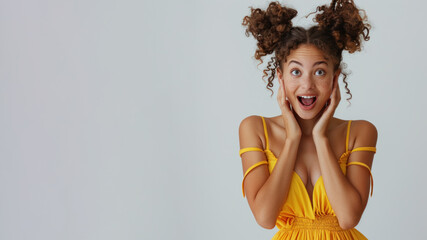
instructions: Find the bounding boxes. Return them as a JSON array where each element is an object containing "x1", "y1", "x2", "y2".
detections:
[{"x1": 313, "y1": 79, "x2": 341, "y2": 137}]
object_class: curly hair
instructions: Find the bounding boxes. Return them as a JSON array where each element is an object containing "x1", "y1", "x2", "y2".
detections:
[{"x1": 242, "y1": 0, "x2": 371, "y2": 102}]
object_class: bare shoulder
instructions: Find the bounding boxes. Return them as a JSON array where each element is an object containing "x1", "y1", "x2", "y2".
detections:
[
  {"x1": 352, "y1": 120, "x2": 378, "y2": 147},
  {"x1": 238, "y1": 115, "x2": 264, "y2": 149},
  {"x1": 239, "y1": 115, "x2": 262, "y2": 130}
]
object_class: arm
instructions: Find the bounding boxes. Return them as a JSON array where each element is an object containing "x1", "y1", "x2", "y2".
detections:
[
  {"x1": 313, "y1": 120, "x2": 378, "y2": 230},
  {"x1": 239, "y1": 116, "x2": 301, "y2": 229}
]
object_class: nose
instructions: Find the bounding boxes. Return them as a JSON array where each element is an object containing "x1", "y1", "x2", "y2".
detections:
[{"x1": 300, "y1": 74, "x2": 315, "y2": 90}]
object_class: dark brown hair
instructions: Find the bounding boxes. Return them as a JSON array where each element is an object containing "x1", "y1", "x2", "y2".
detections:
[{"x1": 242, "y1": 0, "x2": 371, "y2": 102}]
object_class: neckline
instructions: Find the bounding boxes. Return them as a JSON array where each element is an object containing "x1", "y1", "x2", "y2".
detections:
[
  {"x1": 260, "y1": 116, "x2": 349, "y2": 209},
  {"x1": 265, "y1": 149, "x2": 325, "y2": 208},
  {"x1": 293, "y1": 171, "x2": 322, "y2": 209}
]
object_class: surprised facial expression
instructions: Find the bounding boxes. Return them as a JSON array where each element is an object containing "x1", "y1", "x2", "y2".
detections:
[{"x1": 277, "y1": 44, "x2": 340, "y2": 120}]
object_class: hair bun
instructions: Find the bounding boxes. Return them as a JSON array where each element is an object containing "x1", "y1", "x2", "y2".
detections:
[
  {"x1": 313, "y1": 0, "x2": 371, "y2": 53},
  {"x1": 242, "y1": 1, "x2": 297, "y2": 58}
]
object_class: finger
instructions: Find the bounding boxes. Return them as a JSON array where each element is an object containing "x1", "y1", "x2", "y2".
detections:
[
  {"x1": 330, "y1": 79, "x2": 339, "y2": 99},
  {"x1": 329, "y1": 83, "x2": 341, "y2": 109},
  {"x1": 334, "y1": 80, "x2": 341, "y2": 104},
  {"x1": 281, "y1": 79, "x2": 286, "y2": 101},
  {"x1": 332, "y1": 79, "x2": 338, "y2": 94},
  {"x1": 282, "y1": 80, "x2": 291, "y2": 110},
  {"x1": 278, "y1": 79, "x2": 284, "y2": 97},
  {"x1": 282, "y1": 81, "x2": 286, "y2": 102},
  {"x1": 278, "y1": 80, "x2": 291, "y2": 112},
  {"x1": 336, "y1": 80, "x2": 341, "y2": 100},
  {"x1": 278, "y1": 84, "x2": 287, "y2": 110}
]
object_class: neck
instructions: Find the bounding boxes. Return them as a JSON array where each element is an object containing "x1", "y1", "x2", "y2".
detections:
[{"x1": 293, "y1": 108, "x2": 324, "y2": 136}]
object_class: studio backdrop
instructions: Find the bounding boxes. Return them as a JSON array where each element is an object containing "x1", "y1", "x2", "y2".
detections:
[{"x1": 0, "y1": 0, "x2": 426, "y2": 239}]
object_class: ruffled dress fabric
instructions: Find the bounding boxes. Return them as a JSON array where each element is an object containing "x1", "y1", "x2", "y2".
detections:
[{"x1": 271, "y1": 171, "x2": 367, "y2": 240}]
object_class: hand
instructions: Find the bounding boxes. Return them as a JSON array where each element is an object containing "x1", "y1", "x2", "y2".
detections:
[
  {"x1": 277, "y1": 77, "x2": 301, "y2": 140},
  {"x1": 312, "y1": 78, "x2": 341, "y2": 138}
]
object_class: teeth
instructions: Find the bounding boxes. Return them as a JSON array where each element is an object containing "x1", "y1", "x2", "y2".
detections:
[{"x1": 300, "y1": 96, "x2": 315, "y2": 99}]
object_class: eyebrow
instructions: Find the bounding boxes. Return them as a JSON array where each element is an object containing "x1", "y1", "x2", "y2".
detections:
[{"x1": 288, "y1": 60, "x2": 328, "y2": 67}]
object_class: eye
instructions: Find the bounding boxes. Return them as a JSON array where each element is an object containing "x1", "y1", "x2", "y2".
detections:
[
  {"x1": 291, "y1": 69, "x2": 301, "y2": 76},
  {"x1": 315, "y1": 69, "x2": 326, "y2": 76}
]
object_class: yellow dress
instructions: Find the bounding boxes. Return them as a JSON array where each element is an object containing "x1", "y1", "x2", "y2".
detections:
[{"x1": 239, "y1": 116, "x2": 376, "y2": 240}]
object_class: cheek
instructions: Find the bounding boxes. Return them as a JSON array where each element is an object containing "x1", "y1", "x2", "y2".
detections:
[
  {"x1": 283, "y1": 80, "x2": 298, "y2": 94},
  {"x1": 319, "y1": 79, "x2": 333, "y2": 92},
  {"x1": 320, "y1": 83, "x2": 333, "y2": 99}
]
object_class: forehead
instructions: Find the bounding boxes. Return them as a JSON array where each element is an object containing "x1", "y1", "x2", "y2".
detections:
[{"x1": 286, "y1": 44, "x2": 329, "y2": 63}]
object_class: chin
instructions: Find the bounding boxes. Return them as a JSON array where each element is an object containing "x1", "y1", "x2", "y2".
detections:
[{"x1": 293, "y1": 109, "x2": 319, "y2": 120}]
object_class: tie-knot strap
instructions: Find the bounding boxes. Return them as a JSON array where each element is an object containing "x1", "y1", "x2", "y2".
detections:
[{"x1": 339, "y1": 151, "x2": 351, "y2": 164}]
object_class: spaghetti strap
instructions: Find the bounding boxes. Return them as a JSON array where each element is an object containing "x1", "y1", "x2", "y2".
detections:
[
  {"x1": 238, "y1": 116, "x2": 270, "y2": 157},
  {"x1": 346, "y1": 120, "x2": 352, "y2": 152},
  {"x1": 342, "y1": 120, "x2": 377, "y2": 197},
  {"x1": 345, "y1": 120, "x2": 377, "y2": 154},
  {"x1": 347, "y1": 161, "x2": 374, "y2": 196},
  {"x1": 242, "y1": 161, "x2": 268, "y2": 197},
  {"x1": 260, "y1": 116, "x2": 269, "y2": 150},
  {"x1": 239, "y1": 147, "x2": 264, "y2": 157},
  {"x1": 239, "y1": 116, "x2": 271, "y2": 198},
  {"x1": 351, "y1": 147, "x2": 376, "y2": 153}
]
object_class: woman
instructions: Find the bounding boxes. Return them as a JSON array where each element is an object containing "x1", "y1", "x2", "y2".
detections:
[{"x1": 238, "y1": 0, "x2": 378, "y2": 239}]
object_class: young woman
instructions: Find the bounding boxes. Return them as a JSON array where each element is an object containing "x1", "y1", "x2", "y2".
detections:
[{"x1": 238, "y1": 1, "x2": 378, "y2": 239}]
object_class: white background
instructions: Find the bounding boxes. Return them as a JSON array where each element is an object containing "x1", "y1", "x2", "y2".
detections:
[{"x1": 1, "y1": 0, "x2": 426, "y2": 239}]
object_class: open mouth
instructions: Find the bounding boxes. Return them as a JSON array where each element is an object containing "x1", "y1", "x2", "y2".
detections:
[{"x1": 297, "y1": 96, "x2": 317, "y2": 106}]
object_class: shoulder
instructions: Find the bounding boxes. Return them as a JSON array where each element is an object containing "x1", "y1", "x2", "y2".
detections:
[
  {"x1": 351, "y1": 120, "x2": 378, "y2": 147},
  {"x1": 238, "y1": 115, "x2": 264, "y2": 148},
  {"x1": 352, "y1": 120, "x2": 378, "y2": 138},
  {"x1": 239, "y1": 115, "x2": 263, "y2": 132}
]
